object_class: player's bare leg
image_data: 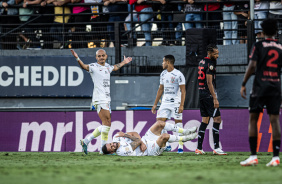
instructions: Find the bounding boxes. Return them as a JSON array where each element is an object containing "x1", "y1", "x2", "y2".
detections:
[
  {"x1": 98, "y1": 109, "x2": 111, "y2": 154},
  {"x1": 240, "y1": 113, "x2": 259, "y2": 166},
  {"x1": 266, "y1": 114, "x2": 281, "y2": 167},
  {"x1": 80, "y1": 108, "x2": 111, "y2": 155},
  {"x1": 157, "y1": 118, "x2": 171, "y2": 151}
]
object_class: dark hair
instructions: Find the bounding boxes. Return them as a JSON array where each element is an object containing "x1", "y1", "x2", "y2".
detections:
[
  {"x1": 102, "y1": 144, "x2": 110, "y2": 155},
  {"x1": 261, "y1": 19, "x2": 278, "y2": 37},
  {"x1": 207, "y1": 44, "x2": 218, "y2": 53},
  {"x1": 164, "y1": 55, "x2": 175, "y2": 65}
]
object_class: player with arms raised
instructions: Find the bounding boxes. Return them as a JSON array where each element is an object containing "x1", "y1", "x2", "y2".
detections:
[{"x1": 70, "y1": 49, "x2": 132, "y2": 155}]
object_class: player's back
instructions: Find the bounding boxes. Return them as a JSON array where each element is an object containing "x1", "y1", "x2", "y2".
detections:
[{"x1": 249, "y1": 39, "x2": 282, "y2": 97}]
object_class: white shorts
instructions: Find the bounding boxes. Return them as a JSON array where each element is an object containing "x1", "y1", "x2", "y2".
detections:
[
  {"x1": 142, "y1": 129, "x2": 159, "y2": 141},
  {"x1": 142, "y1": 130, "x2": 165, "y2": 156},
  {"x1": 156, "y1": 103, "x2": 182, "y2": 120},
  {"x1": 91, "y1": 102, "x2": 111, "y2": 114},
  {"x1": 146, "y1": 140, "x2": 165, "y2": 156}
]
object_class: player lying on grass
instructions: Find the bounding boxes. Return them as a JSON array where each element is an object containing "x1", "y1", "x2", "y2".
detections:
[{"x1": 102, "y1": 120, "x2": 198, "y2": 156}]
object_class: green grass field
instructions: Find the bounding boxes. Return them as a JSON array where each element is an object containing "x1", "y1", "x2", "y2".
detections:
[{"x1": 0, "y1": 152, "x2": 281, "y2": 184}]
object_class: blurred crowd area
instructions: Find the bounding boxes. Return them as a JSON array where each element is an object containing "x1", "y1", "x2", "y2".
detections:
[{"x1": 0, "y1": 0, "x2": 281, "y2": 50}]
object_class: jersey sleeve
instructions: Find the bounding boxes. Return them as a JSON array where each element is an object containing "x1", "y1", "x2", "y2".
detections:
[
  {"x1": 179, "y1": 72, "x2": 186, "y2": 85},
  {"x1": 249, "y1": 43, "x2": 258, "y2": 61},
  {"x1": 160, "y1": 72, "x2": 164, "y2": 85},
  {"x1": 112, "y1": 134, "x2": 121, "y2": 142},
  {"x1": 88, "y1": 63, "x2": 96, "y2": 73},
  {"x1": 108, "y1": 65, "x2": 114, "y2": 73},
  {"x1": 206, "y1": 62, "x2": 215, "y2": 75}
]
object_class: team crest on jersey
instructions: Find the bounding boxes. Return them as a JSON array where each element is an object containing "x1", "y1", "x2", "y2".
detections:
[
  {"x1": 209, "y1": 65, "x2": 214, "y2": 71},
  {"x1": 171, "y1": 77, "x2": 175, "y2": 83},
  {"x1": 105, "y1": 71, "x2": 108, "y2": 74}
]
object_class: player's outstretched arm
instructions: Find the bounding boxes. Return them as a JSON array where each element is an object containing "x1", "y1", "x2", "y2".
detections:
[
  {"x1": 240, "y1": 60, "x2": 257, "y2": 99},
  {"x1": 113, "y1": 56, "x2": 132, "y2": 71},
  {"x1": 70, "y1": 49, "x2": 89, "y2": 71},
  {"x1": 152, "y1": 85, "x2": 164, "y2": 114}
]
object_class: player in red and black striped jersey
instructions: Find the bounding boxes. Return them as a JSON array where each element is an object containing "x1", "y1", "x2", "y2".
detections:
[
  {"x1": 196, "y1": 44, "x2": 227, "y2": 155},
  {"x1": 240, "y1": 19, "x2": 281, "y2": 167}
]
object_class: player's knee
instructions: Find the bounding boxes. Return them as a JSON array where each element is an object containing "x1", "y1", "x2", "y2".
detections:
[
  {"x1": 160, "y1": 133, "x2": 170, "y2": 141},
  {"x1": 156, "y1": 120, "x2": 166, "y2": 129},
  {"x1": 102, "y1": 117, "x2": 111, "y2": 126},
  {"x1": 214, "y1": 116, "x2": 221, "y2": 123}
]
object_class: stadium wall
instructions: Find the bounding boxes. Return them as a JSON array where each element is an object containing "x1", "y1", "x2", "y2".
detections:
[
  {"x1": 0, "y1": 110, "x2": 280, "y2": 152},
  {"x1": 0, "y1": 44, "x2": 251, "y2": 109}
]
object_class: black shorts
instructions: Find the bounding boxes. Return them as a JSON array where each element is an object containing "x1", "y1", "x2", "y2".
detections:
[
  {"x1": 249, "y1": 96, "x2": 281, "y2": 115},
  {"x1": 199, "y1": 97, "x2": 221, "y2": 117}
]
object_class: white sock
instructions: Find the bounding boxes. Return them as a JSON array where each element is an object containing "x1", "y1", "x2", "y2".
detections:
[
  {"x1": 168, "y1": 135, "x2": 182, "y2": 142},
  {"x1": 176, "y1": 123, "x2": 183, "y2": 135},
  {"x1": 84, "y1": 126, "x2": 103, "y2": 145},
  {"x1": 176, "y1": 123, "x2": 184, "y2": 149},
  {"x1": 164, "y1": 123, "x2": 179, "y2": 132},
  {"x1": 250, "y1": 155, "x2": 257, "y2": 159},
  {"x1": 101, "y1": 125, "x2": 110, "y2": 151}
]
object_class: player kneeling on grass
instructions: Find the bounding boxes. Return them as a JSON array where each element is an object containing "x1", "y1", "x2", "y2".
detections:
[{"x1": 102, "y1": 120, "x2": 198, "y2": 156}]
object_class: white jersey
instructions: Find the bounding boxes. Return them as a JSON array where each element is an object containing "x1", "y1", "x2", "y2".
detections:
[
  {"x1": 113, "y1": 134, "x2": 147, "y2": 156},
  {"x1": 88, "y1": 62, "x2": 114, "y2": 104},
  {"x1": 113, "y1": 133, "x2": 164, "y2": 156},
  {"x1": 160, "y1": 69, "x2": 185, "y2": 104}
]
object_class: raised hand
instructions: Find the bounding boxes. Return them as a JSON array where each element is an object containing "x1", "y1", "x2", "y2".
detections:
[
  {"x1": 123, "y1": 55, "x2": 132, "y2": 64},
  {"x1": 70, "y1": 49, "x2": 78, "y2": 58}
]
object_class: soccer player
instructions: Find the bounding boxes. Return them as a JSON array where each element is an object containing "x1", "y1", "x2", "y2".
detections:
[
  {"x1": 70, "y1": 49, "x2": 132, "y2": 155},
  {"x1": 151, "y1": 55, "x2": 186, "y2": 153},
  {"x1": 196, "y1": 44, "x2": 227, "y2": 155},
  {"x1": 102, "y1": 120, "x2": 198, "y2": 156},
  {"x1": 240, "y1": 19, "x2": 281, "y2": 167}
]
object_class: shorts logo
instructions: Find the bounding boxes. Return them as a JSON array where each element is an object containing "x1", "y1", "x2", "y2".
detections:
[
  {"x1": 171, "y1": 77, "x2": 175, "y2": 83},
  {"x1": 209, "y1": 65, "x2": 214, "y2": 71}
]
